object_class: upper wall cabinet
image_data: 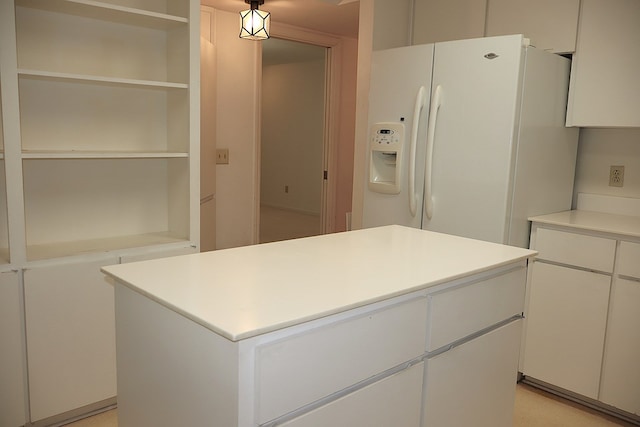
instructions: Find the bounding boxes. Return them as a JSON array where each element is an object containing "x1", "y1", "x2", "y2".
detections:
[
  {"x1": 485, "y1": 0, "x2": 580, "y2": 54},
  {"x1": 566, "y1": 0, "x2": 640, "y2": 127},
  {"x1": 412, "y1": 0, "x2": 487, "y2": 45}
]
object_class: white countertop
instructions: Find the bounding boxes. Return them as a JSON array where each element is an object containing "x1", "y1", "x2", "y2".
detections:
[
  {"x1": 102, "y1": 225, "x2": 535, "y2": 341},
  {"x1": 529, "y1": 210, "x2": 640, "y2": 239}
]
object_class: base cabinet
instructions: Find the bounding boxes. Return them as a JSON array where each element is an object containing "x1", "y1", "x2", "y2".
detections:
[
  {"x1": 599, "y1": 240, "x2": 640, "y2": 416},
  {"x1": 600, "y1": 277, "x2": 640, "y2": 415},
  {"x1": 523, "y1": 219, "x2": 640, "y2": 420},
  {"x1": 0, "y1": 270, "x2": 27, "y2": 427},
  {"x1": 522, "y1": 262, "x2": 610, "y2": 399},
  {"x1": 24, "y1": 256, "x2": 119, "y2": 423},
  {"x1": 22, "y1": 245, "x2": 196, "y2": 424}
]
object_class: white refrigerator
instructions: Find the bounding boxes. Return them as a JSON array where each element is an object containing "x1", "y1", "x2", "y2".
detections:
[{"x1": 362, "y1": 34, "x2": 579, "y2": 248}]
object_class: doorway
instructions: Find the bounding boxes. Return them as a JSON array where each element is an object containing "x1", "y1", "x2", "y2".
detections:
[{"x1": 259, "y1": 38, "x2": 327, "y2": 243}]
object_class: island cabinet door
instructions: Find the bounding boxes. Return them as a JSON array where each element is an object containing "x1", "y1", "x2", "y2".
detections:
[
  {"x1": 255, "y1": 296, "x2": 427, "y2": 424},
  {"x1": 423, "y1": 320, "x2": 522, "y2": 427},
  {"x1": 277, "y1": 362, "x2": 424, "y2": 427}
]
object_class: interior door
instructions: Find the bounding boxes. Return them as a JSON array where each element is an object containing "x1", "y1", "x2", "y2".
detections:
[{"x1": 421, "y1": 35, "x2": 525, "y2": 244}]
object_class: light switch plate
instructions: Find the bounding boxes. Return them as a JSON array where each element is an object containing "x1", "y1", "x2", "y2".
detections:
[{"x1": 216, "y1": 149, "x2": 229, "y2": 165}]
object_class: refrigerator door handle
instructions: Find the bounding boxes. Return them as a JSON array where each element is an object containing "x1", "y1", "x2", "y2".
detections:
[
  {"x1": 424, "y1": 84, "x2": 443, "y2": 220},
  {"x1": 409, "y1": 86, "x2": 427, "y2": 216}
]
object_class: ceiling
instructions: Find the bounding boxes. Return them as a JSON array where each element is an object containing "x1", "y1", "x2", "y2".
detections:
[{"x1": 201, "y1": 0, "x2": 360, "y2": 39}]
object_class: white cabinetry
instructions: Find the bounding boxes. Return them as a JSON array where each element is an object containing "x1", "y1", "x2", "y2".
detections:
[
  {"x1": 24, "y1": 256, "x2": 119, "y2": 422},
  {"x1": 523, "y1": 213, "x2": 640, "y2": 420},
  {"x1": 280, "y1": 362, "x2": 424, "y2": 427},
  {"x1": 255, "y1": 297, "x2": 427, "y2": 424},
  {"x1": 412, "y1": 0, "x2": 486, "y2": 44},
  {"x1": 0, "y1": 269, "x2": 26, "y2": 427},
  {"x1": 0, "y1": 0, "x2": 199, "y2": 423},
  {"x1": 485, "y1": 0, "x2": 580, "y2": 53},
  {"x1": 523, "y1": 262, "x2": 611, "y2": 398},
  {"x1": 11, "y1": 0, "x2": 199, "y2": 258},
  {"x1": 600, "y1": 241, "x2": 640, "y2": 415},
  {"x1": 566, "y1": 0, "x2": 640, "y2": 127},
  {"x1": 425, "y1": 321, "x2": 522, "y2": 427},
  {"x1": 109, "y1": 256, "x2": 529, "y2": 427},
  {"x1": 411, "y1": 0, "x2": 580, "y2": 53}
]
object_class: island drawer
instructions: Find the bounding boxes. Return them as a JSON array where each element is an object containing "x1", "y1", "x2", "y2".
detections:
[
  {"x1": 426, "y1": 267, "x2": 526, "y2": 352},
  {"x1": 617, "y1": 241, "x2": 640, "y2": 279},
  {"x1": 534, "y1": 228, "x2": 615, "y2": 273},
  {"x1": 255, "y1": 296, "x2": 428, "y2": 424}
]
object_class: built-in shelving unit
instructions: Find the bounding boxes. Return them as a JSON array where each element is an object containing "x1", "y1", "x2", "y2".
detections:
[
  {"x1": 11, "y1": 0, "x2": 198, "y2": 262},
  {"x1": 0, "y1": 0, "x2": 199, "y2": 424}
]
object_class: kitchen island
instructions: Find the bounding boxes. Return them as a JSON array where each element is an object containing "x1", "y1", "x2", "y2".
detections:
[{"x1": 102, "y1": 225, "x2": 536, "y2": 427}]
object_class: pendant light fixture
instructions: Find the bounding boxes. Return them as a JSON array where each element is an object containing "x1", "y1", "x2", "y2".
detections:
[{"x1": 239, "y1": 0, "x2": 271, "y2": 40}]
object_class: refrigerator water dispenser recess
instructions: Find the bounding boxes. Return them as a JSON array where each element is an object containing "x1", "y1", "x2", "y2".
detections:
[{"x1": 369, "y1": 122, "x2": 404, "y2": 194}]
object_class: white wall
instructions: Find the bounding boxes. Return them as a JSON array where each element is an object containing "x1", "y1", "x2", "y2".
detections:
[
  {"x1": 261, "y1": 58, "x2": 324, "y2": 215},
  {"x1": 573, "y1": 129, "x2": 640, "y2": 205},
  {"x1": 335, "y1": 36, "x2": 358, "y2": 232},
  {"x1": 214, "y1": 10, "x2": 259, "y2": 249}
]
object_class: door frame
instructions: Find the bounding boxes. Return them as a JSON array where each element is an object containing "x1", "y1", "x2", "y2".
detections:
[{"x1": 254, "y1": 22, "x2": 343, "y2": 242}]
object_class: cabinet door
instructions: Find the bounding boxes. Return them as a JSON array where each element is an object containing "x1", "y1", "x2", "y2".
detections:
[
  {"x1": 256, "y1": 297, "x2": 427, "y2": 423},
  {"x1": 0, "y1": 270, "x2": 27, "y2": 427},
  {"x1": 600, "y1": 277, "x2": 640, "y2": 415},
  {"x1": 485, "y1": 0, "x2": 580, "y2": 53},
  {"x1": 566, "y1": 0, "x2": 640, "y2": 126},
  {"x1": 279, "y1": 362, "x2": 423, "y2": 427},
  {"x1": 522, "y1": 262, "x2": 610, "y2": 399},
  {"x1": 412, "y1": 0, "x2": 486, "y2": 44},
  {"x1": 24, "y1": 256, "x2": 118, "y2": 422},
  {"x1": 424, "y1": 320, "x2": 522, "y2": 427}
]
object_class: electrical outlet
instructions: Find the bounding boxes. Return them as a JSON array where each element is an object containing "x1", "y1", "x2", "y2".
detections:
[
  {"x1": 609, "y1": 165, "x2": 624, "y2": 187},
  {"x1": 216, "y1": 149, "x2": 229, "y2": 165}
]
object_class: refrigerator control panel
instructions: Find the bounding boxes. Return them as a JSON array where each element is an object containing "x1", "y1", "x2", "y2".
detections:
[
  {"x1": 369, "y1": 122, "x2": 404, "y2": 194},
  {"x1": 371, "y1": 125, "x2": 402, "y2": 148}
]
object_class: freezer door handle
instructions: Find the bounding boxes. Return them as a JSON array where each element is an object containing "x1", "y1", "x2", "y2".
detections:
[
  {"x1": 424, "y1": 85, "x2": 442, "y2": 220},
  {"x1": 409, "y1": 86, "x2": 427, "y2": 216}
]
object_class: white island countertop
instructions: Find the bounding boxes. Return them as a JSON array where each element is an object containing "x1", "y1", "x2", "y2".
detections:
[{"x1": 102, "y1": 225, "x2": 536, "y2": 341}]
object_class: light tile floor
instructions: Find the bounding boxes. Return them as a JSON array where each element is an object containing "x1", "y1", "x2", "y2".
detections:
[
  {"x1": 259, "y1": 205, "x2": 321, "y2": 243},
  {"x1": 514, "y1": 383, "x2": 636, "y2": 427},
  {"x1": 65, "y1": 384, "x2": 636, "y2": 426}
]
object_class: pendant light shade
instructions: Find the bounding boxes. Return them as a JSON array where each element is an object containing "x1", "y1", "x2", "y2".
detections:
[{"x1": 239, "y1": 0, "x2": 270, "y2": 40}]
